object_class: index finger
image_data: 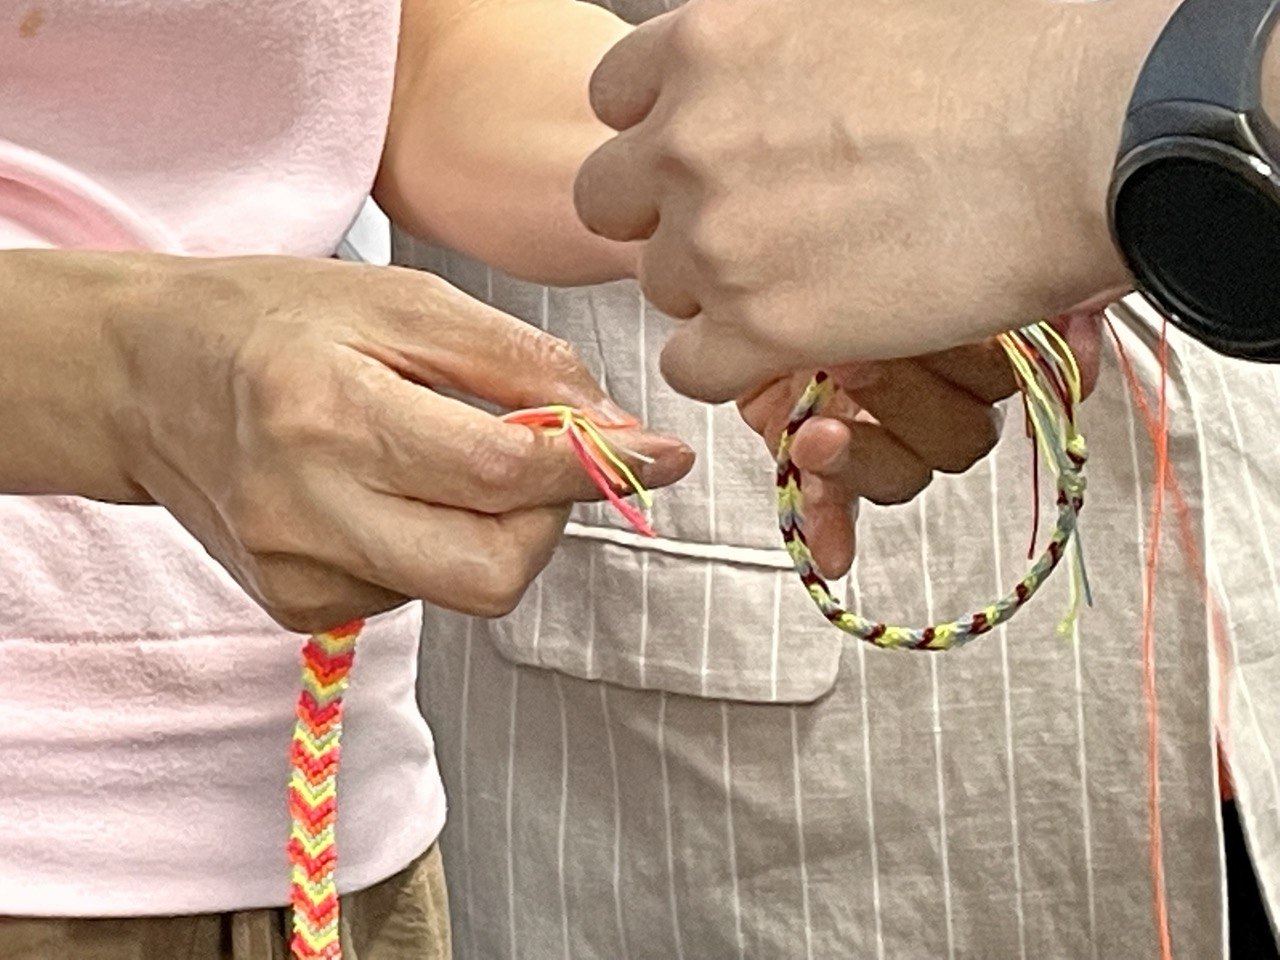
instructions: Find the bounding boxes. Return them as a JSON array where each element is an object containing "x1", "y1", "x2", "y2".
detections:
[
  {"x1": 914, "y1": 339, "x2": 1019, "y2": 405},
  {"x1": 364, "y1": 373, "x2": 695, "y2": 514},
  {"x1": 377, "y1": 268, "x2": 619, "y2": 416}
]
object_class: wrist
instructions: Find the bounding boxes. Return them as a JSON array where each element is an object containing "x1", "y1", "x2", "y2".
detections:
[
  {"x1": 0, "y1": 250, "x2": 154, "y2": 502},
  {"x1": 1069, "y1": 0, "x2": 1182, "y2": 278}
]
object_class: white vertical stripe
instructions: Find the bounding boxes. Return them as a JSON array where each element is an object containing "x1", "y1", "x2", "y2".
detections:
[
  {"x1": 601, "y1": 685, "x2": 631, "y2": 960},
  {"x1": 460, "y1": 619, "x2": 477, "y2": 960},
  {"x1": 700, "y1": 563, "x2": 713, "y2": 696},
  {"x1": 555, "y1": 675, "x2": 571, "y2": 960},
  {"x1": 706, "y1": 404, "x2": 717, "y2": 541},
  {"x1": 586, "y1": 548, "x2": 598, "y2": 677},
  {"x1": 1214, "y1": 355, "x2": 1280, "y2": 633},
  {"x1": 659, "y1": 693, "x2": 686, "y2": 960},
  {"x1": 989, "y1": 459, "x2": 1027, "y2": 960},
  {"x1": 638, "y1": 290, "x2": 650, "y2": 425},
  {"x1": 638, "y1": 291, "x2": 654, "y2": 542},
  {"x1": 1205, "y1": 359, "x2": 1280, "y2": 826},
  {"x1": 790, "y1": 706, "x2": 815, "y2": 960},
  {"x1": 486, "y1": 266, "x2": 494, "y2": 302},
  {"x1": 701, "y1": 401, "x2": 717, "y2": 697},
  {"x1": 919, "y1": 499, "x2": 956, "y2": 960},
  {"x1": 540, "y1": 285, "x2": 550, "y2": 331},
  {"x1": 505, "y1": 582, "x2": 543, "y2": 960},
  {"x1": 721, "y1": 703, "x2": 746, "y2": 959},
  {"x1": 1070, "y1": 613, "x2": 1099, "y2": 960},
  {"x1": 506, "y1": 666, "x2": 521, "y2": 960},
  {"x1": 851, "y1": 562, "x2": 886, "y2": 960},
  {"x1": 770, "y1": 571, "x2": 784, "y2": 701},
  {"x1": 638, "y1": 551, "x2": 651, "y2": 688}
]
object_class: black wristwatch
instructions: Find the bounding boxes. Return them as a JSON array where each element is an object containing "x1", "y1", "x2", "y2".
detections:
[{"x1": 1108, "y1": 0, "x2": 1280, "y2": 359}]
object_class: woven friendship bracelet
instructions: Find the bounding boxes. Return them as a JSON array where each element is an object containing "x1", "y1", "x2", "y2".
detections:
[
  {"x1": 288, "y1": 621, "x2": 360, "y2": 959},
  {"x1": 286, "y1": 408, "x2": 655, "y2": 960},
  {"x1": 775, "y1": 321, "x2": 1090, "y2": 650}
]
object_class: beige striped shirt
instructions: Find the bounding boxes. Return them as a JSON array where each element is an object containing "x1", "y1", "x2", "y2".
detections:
[{"x1": 395, "y1": 6, "x2": 1280, "y2": 951}]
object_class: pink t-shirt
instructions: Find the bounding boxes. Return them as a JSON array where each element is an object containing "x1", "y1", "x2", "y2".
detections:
[{"x1": 0, "y1": 0, "x2": 445, "y2": 915}]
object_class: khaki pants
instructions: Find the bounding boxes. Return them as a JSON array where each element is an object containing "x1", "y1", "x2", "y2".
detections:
[{"x1": 0, "y1": 845, "x2": 450, "y2": 960}]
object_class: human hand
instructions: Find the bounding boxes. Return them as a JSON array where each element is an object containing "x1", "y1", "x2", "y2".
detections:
[
  {"x1": 105, "y1": 255, "x2": 694, "y2": 631},
  {"x1": 738, "y1": 311, "x2": 1103, "y2": 579},
  {"x1": 574, "y1": 0, "x2": 1176, "y2": 401}
]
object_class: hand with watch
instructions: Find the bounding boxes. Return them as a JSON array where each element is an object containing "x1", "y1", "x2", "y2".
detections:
[
  {"x1": 575, "y1": 0, "x2": 1268, "y2": 401},
  {"x1": 1111, "y1": 0, "x2": 1280, "y2": 359}
]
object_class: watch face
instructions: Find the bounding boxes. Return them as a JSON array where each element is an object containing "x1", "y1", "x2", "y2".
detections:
[{"x1": 1113, "y1": 153, "x2": 1280, "y2": 358}]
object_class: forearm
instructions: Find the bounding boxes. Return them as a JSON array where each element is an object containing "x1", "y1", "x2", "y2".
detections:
[
  {"x1": 0, "y1": 249, "x2": 148, "y2": 502},
  {"x1": 376, "y1": 0, "x2": 636, "y2": 286}
]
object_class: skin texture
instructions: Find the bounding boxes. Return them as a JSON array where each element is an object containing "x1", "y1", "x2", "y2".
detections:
[
  {"x1": 376, "y1": 0, "x2": 641, "y2": 285},
  {"x1": 2, "y1": 0, "x2": 693, "y2": 633},
  {"x1": 376, "y1": 0, "x2": 1106, "y2": 565},
  {"x1": 3, "y1": 0, "x2": 1129, "y2": 631},
  {"x1": 574, "y1": 0, "x2": 1181, "y2": 402},
  {"x1": 0, "y1": 250, "x2": 693, "y2": 632}
]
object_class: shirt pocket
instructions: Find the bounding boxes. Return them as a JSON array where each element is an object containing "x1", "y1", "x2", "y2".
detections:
[{"x1": 479, "y1": 525, "x2": 844, "y2": 705}]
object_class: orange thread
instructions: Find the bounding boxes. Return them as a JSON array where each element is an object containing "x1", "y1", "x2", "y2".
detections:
[
  {"x1": 1145, "y1": 320, "x2": 1174, "y2": 960},
  {"x1": 1107, "y1": 320, "x2": 1232, "y2": 764}
]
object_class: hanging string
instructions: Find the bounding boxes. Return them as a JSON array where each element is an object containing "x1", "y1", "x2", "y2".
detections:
[
  {"x1": 286, "y1": 408, "x2": 655, "y2": 960},
  {"x1": 774, "y1": 321, "x2": 1090, "y2": 650},
  {"x1": 1140, "y1": 319, "x2": 1174, "y2": 960}
]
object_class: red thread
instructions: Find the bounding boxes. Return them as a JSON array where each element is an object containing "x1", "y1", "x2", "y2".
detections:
[{"x1": 565, "y1": 424, "x2": 655, "y2": 537}]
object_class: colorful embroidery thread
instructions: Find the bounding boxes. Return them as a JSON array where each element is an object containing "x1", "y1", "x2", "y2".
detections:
[
  {"x1": 286, "y1": 408, "x2": 654, "y2": 960},
  {"x1": 286, "y1": 340, "x2": 1089, "y2": 956},
  {"x1": 775, "y1": 321, "x2": 1090, "y2": 649}
]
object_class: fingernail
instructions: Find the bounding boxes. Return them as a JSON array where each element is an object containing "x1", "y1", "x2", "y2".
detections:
[{"x1": 638, "y1": 437, "x2": 696, "y2": 485}]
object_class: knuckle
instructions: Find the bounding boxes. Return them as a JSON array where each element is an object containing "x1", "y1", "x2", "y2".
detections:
[
  {"x1": 234, "y1": 339, "x2": 347, "y2": 453},
  {"x1": 657, "y1": 117, "x2": 711, "y2": 174},
  {"x1": 684, "y1": 207, "x2": 739, "y2": 275},
  {"x1": 254, "y1": 569, "x2": 327, "y2": 633},
  {"x1": 267, "y1": 603, "x2": 328, "y2": 635},
  {"x1": 465, "y1": 523, "x2": 558, "y2": 618},
  {"x1": 534, "y1": 330, "x2": 589, "y2": 384},
  {"x1": 467, "y1": 561, "x2": 531, "y2": 619},
  {"x1": 467, "y1": 430, "x2": 536, "y2": 511},
  {"x1": 667, "y1": 5, "x2": 724, "y2": 62}
]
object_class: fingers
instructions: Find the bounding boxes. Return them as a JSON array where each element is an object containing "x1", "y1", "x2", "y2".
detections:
[
  {"x1": 796, "y1": 471, "x2": 859, "y2": 580},
  {"x1": 790, "y1": 416, "x2": 932, "y2": 507},
  {"x1": 574, "y1": 14, "x2": 681, "y2": 243},
  {"x1": 913, "y1": 340, "x2": 1020, "y2": 405},
  {"x1": 246, "y1": 554, "x2": 410, "y2": 634},
  {"x1": 364, "y1": 373, "x2": 696, "y2": 513},
  {"x1": 661, "y1": 318, "x2": 783, "y2": 403},
  {"x1": 574, "y1": 130, "x2": 662, "y2": 242},
  {"x1": 587, "y1": 14, "x2": 676, "y2": 131},
  {"x1": 637, "y1": 215, "x2": 703, "y2": 319},
  {"x1": 831, "y1": 360, "x2": 1003, "y2": 475},
  {"x1": 376, "y1": 270, "x2": 619, "y2": 417},
  {"x1": 331, "y1": 492, "x2": 571, "y2": 618}
]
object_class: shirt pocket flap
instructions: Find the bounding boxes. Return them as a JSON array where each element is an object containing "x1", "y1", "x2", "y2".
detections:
[{"x1": 483, "y1": 529, "x2": 844, "y2": 705}]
